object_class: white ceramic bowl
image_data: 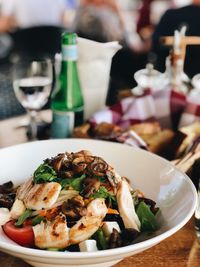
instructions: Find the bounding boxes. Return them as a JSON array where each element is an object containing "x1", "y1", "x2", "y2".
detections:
[{"x1": 0, "y1": 139, "x2": 197, "y2": 267}]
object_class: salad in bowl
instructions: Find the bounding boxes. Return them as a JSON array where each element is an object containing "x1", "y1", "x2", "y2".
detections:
[{"x1": 0, "y1": 149, "x2": 160, "y2": 252}]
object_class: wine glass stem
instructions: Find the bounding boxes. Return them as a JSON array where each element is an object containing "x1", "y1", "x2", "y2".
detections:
[{"x1": 28, "y1": 110, "x2": 38, "y2": 140}]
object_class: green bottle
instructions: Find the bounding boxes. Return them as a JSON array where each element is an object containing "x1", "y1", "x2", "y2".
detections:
[{"x1": 51, "y1": 32, "x2": 84, "y2": 138}]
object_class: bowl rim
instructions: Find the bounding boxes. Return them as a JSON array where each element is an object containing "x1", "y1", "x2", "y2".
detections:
[{"x1": 0, "y1": 139, "x2": 198, "y2": 259}]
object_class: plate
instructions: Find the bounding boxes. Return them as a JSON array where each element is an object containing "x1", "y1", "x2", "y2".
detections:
[{"x1": 0, "y1": 139, "x2": 197, "y2": 267}]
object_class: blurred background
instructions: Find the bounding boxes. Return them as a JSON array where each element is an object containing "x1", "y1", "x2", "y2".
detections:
[{"x1": 0, "y1": 0, "x2": 193, "y2": 119}]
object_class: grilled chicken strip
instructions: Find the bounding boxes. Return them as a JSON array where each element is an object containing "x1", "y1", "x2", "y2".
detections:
[
  {"x1": 69, "y1": 198, "x2": 107, "y2": 245},
  {"x1": 116, "y1": 179, "x2": 140, "y2": 231},
  {"x1": 17, "y1": 179, "x2": 61, "y2": 210},
  {"x1": 33, "y1": 213, "x2": 69, "y2": 249},
  {"x1": 86, "y1": 198, "x2": 108, "y2": 218},
  {"x1": 17, "y1": 178, "x2": 33, "y2": 200},
  {"x1": 33, "y1": 198, "x2": 107, "y2": 249}
]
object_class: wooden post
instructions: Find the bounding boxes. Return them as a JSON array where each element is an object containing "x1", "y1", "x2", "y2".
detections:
[{"x1": 161, "y1": 36, "x2": 200, "y2": 64}]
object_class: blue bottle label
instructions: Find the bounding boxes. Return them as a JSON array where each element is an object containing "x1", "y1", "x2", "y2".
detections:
[
  {"x1": 51, "y1": 111, "x2": 74, "y2": 138},
  {"x1": 62, "y1": 45, "x2": 77, "y2": 61}
]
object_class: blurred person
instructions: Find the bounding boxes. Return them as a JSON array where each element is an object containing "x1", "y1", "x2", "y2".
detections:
[
  {"x1": 152, "y1": 0, "x2": 200, "y2": 77},
  {"x1": 73, "y1": 0, "x2": 148, "y2": 52},
  {"x1": 137, "y1": 0, "x2": 153, "y2": 35},
  {"x1": 0, "y1": 0, "x2": 68, "y2": 61},
  {"x1": 137, "y1": 0, "x2": 171, "y2": 37},
  {"x1": 74, "y1": 0, "x2": 126, "y2": 43},
  {"x1": 0, "y1": 0, "x2": 67, "y2": 31},
  {"x1": 63, "y1": 0, "x2": 79, "y2": 28},
  {"x1": 150, "y1": 0, "x2": 172, "y2": 26}
]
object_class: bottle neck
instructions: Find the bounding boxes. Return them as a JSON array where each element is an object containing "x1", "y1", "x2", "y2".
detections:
[{"x1": 62, "y1": 43, "x2": 78, "y2": 62}]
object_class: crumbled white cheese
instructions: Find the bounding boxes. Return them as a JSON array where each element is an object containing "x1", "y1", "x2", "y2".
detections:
[
  {"x1": 102, "y1": 221, "x2": 121, "y2": 237},
  {"x1": 79, "y1": 240, "x2": 98, "y2": 252},
  {"x1": 10, "y1": 199, "x2": 26, "y2": 219},
  {"x1": 0, "y1": 208, "x2": 11, "y2": 225}
]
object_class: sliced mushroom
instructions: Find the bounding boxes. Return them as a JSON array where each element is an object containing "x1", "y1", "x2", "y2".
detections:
[
  {"x1": 73, "y1": 150, "x2": 93, "y2": 158},
  {"x1": 72, "y1": 156, "x2": 94, "y2": 174},
  {"x1": 47, "y1": 153, "x2": 74, "y2": 177},
  {"x1": 106, "y1": 170, "x2": 119, "y2": 189},
  {"x1": 50, "y1": 153, "x2": 65, "y2": 172},
  {"x1": 0, "y1": 181, "x2": 14, "y2": 194},
  {"x1": 61, "y1": 196, "x2": 87, "y2": 220},
  {"x1": 121, "y1": 228, "x2": 139, "y2": 245},
  {"x1": 87, "y1": 157, "x2": 108, "y2": 177},
  {"x1": 109, "y1": 228, "x2": 122, "y2": 249},
  {"x1": 0, "y1": 193, "x2": 16, "y2": 209},
  {"x1": 81, "y1": 177, "x2": 100, "y2": 198}
]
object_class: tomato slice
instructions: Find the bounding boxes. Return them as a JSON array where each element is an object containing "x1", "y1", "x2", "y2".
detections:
[{"x1": 3, "y1": 220, "x2": 34, "y2": 247}]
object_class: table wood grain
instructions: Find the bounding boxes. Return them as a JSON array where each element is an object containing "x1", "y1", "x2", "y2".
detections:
[{"x1": 0, "y1": 115, "x2": 200, "y2": 266}]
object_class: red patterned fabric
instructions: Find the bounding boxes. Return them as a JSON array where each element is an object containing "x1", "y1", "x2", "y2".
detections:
[
  {"x1": 89, "y1": 87, "x2": 200, "y2": 148},
  {"x1": 179, "y1": 99, "x2": 200, "y2": 127},
  {"x1": 90, "y1": 87, "x2": 188, "y2": 130}
]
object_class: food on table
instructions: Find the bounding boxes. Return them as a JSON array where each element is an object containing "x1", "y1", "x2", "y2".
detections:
[
  {"x1": 174, "y1": 135, "x2": 200, "y2": 173},
  {"x1": 73, "y1": 123, "x2": 91, "y2": 139},
  {"x1": 73, "y1": 122, "x2": 122, "y2": 140},
  {"x1": 128, "y1": 122, "x2": 161, "y2": 135},
  {"x1": 93, "y1": 122, "x2": 122, "y2": 140},
  {"x1": 73, "y1": 122, "x2": 175, "y2": 155},
  {"x1": 0, "y1": 150, "x2": 160, "y2": 251},
  {"x1": 128, "y1": 122, "x2": 175, "y2": 154},
  {"x1": 140, "y1": 129, "x2": 175, "y2": 154},
  {"x1": 177, "y1": 122, "x2": 200, "y2": 157}
]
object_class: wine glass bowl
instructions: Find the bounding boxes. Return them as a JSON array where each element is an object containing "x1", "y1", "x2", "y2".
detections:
[
  {"x1": 12, "y1": 60, "x2": 53, "y2": 140},
  {"x1": 13, "y1": 76, "x2": 52, "y2": 111}
]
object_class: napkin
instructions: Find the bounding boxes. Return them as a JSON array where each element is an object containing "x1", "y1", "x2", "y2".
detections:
[
  {"x1": 179, "y1": 99, "x2": 200, "y2": 127},
  {"x1": 89, "y1": 87, "x2": 187, "y2": 131}
]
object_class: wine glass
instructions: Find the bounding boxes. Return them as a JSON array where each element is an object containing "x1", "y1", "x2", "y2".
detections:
[{"x1": 13, "y1": 59, "x2": 53, "y2": 140}]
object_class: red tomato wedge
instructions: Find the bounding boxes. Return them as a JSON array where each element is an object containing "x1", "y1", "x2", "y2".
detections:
[{"x1": 3, "y1": 220, "x2": 34, "y2": 247}]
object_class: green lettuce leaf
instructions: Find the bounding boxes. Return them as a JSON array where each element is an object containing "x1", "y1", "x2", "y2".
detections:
[
  {"x1": 93, "y1": 229, "x2": 108, "y2": 250},
  {"x1": 34, "y1": 163, "x2": 57, "y2": 184},
  {"x1": 15, "y1": 209, "x2": 32, "y2": 227},
  {"x1": 56, "y1": 174, "x2": 86, "y2": 191},
  {"x1": 136, "y1": 201, "x2": 159, "y2": 232},
  {"x1": 92, "y1": 186, "x2": 116, "y2": 206},
  {"x1": 32, "y1": 215, "x2": 45, "y2": 226}
]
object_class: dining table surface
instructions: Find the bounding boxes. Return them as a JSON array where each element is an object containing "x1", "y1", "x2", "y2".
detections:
[{"x1": 0, "y1": 112, "x2": 200, "y2": 267}]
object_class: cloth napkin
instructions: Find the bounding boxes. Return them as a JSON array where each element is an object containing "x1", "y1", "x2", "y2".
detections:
[
  {"x1": 179, "y1": 100, "x2": 200, "y2": 127},
  {"x1": 90, "y1": 87, "x2": 187, "y2": 130},
  {"x1": 89, "y1": 87, "x2": 200, "y2": 150}
]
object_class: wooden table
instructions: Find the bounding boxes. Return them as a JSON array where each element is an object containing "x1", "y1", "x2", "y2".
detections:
[{"x1": 0, "y1": 114, "x2": 200, "y2": 267}]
